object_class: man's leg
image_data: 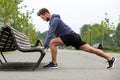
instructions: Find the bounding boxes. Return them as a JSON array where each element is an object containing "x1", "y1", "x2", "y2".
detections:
[
  {"x1": 49, "y1": 37, "x2": 64, "y2": 64},
  {"x1": 80, "y1": 44, "x2": 116, "y2": 69},
  {"x1": 80, "y1": 44, "x2": 112, "y2": 60}
]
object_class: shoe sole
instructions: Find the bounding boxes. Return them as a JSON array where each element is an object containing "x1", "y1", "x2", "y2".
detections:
[
  {"x1": 107, "y1": 58, "x2": 117, "y2": 69},
  {"x1": 50, "y1": 67, "x2": 58, "y2": 69},
  {"x1": 44, "y1": 66, "x2": 58, "y2": 69}
]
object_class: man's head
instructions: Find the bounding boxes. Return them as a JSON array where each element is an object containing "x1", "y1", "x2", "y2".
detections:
[{"x1": 37, "y1": 8, "x2": 51, "y2": 22}]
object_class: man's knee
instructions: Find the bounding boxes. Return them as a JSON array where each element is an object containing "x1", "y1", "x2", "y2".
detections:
[
  {"x1": 80, "y1": 44, "x2": 95, "y2": 52},
  {"x1": 49, "y1": 37, "x2": 64, "y2": 47},
  {"x1": 49, "y1": 39, "x2": 55, "y2": 46}
]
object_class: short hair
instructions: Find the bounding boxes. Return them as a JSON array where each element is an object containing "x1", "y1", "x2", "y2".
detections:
[{"x1": 37, "y1": 8, "x2": 50, "y2": 16}]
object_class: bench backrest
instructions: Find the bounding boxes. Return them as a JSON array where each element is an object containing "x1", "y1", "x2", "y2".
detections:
[
  {"x1": 10, "y1": 27, "x2": 31, "y2": 49},
  {"x1": 0, "y1": 26, "x2": 16, "y2": 52},
  {"x1": 0, "y1": 25, "x2": 31, "y2": 52}
]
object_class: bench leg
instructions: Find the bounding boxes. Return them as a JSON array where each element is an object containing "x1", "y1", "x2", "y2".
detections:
[
  {"x1": 1, "y1": 52, "x2": 7, "y2": 63},
  {"x1": 33, "y1": 53, "x2": 45, "y2": 71},
  {"x1": 0, "y1": 59, "x2": 3, "y2": 64}
]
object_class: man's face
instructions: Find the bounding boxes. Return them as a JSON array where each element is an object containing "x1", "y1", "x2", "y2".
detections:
[{"x1": 40, "y1": 13, "x2": 50, "y2": 22}]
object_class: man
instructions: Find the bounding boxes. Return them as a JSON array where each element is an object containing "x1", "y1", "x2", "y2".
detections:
[{"x1": 37, "y1": 8, "x2": 116, "y2": 69}]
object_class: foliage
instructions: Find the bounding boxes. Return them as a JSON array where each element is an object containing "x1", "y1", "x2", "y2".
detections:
[
  {"x1": 115, "y1": 23, "x2": 120, "y2": 47},
  {"x1": 37, "y1": 31, "x2": 48, "y2": 44},
  {"x1": 80, "y1": 13, "x2": 116, "y2": 49},
  {"x1": 0, "y1": 0, "x2": 37, "y2": 43}
]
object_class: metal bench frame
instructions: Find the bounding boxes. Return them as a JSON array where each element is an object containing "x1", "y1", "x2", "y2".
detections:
[{"x1": 0, "y1": 25, "x2": 46, "y2": 71}]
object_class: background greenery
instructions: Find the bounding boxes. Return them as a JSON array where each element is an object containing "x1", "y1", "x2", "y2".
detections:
[
  {"x1": 80, "y1": 14, "x2": 120, "y2": 52},
  {"x1": 0, "y1": 0, "x2": 37, "y2": 43}
]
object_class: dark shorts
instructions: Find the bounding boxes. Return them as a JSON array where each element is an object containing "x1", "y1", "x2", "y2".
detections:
[{"x1": 60, "y1": 33, "x2": 86, "y2": 49}]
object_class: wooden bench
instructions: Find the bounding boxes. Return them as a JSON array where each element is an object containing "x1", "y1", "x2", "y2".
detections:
[{"x1": 0, "y1": 25, "x2": 46, "y2": 71}]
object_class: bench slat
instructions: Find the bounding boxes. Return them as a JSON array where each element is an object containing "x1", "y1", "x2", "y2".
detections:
[
  {"x1": 14, "y1": 35, "x2": 30, "y2": 44},
  {"x1": 11, "y1": 27, "x2": 29, "y2": 40}
]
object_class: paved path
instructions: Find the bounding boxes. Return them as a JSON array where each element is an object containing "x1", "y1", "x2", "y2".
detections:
[{"x1": 0, "y1": 49, "x2": 120, "y2": 80}]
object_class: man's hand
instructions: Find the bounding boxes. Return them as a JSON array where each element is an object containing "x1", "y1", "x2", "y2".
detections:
[{"x1": 37, "y1": 46, "x2": 45, "y2": 50}]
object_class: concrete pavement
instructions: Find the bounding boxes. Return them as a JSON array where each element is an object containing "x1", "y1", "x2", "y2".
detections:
[{"x1": 0, "y1": 49, "x2": 120, "y2": 80}]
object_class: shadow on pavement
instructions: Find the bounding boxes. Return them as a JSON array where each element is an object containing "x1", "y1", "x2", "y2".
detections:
[{"x1": 0, "y1": 62, "x2": 46, "y2": 71}]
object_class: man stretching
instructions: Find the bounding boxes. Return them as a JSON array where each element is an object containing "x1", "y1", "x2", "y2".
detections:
[{"x1": 37, "y1": 8, "x2": 116, "y2": 69}]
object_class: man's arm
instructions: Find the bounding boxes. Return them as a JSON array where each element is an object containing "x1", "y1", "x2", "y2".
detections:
[{"x1": 43, "y1": 18, "x2": 59, "y2": 48}]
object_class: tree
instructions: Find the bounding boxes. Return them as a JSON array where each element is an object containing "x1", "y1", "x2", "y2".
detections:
[
  {"x1": 115, "y1": 23, "x2": 120, "y2": 47},
  {"x1": 80, "y1": 24, "x2": 91, "y2": 44},
  {"x1": 0, "y1": 0, "x2": 22, "y2": 24},
  {"x1": 80, "y1": 13, "x2": 115, "y2": 49},
  {"x1": 80, "y1": 24, "x2": 90, "y2": 35},
  {"x1": 100, "y1": 13, "x2": 115, "y2": 48},
  {"x1": 0, "y1": 0, "x2": 37, "y2": 43},
  {"x1": 37, "y1": 31, "x2": 48, "y2": 43}
]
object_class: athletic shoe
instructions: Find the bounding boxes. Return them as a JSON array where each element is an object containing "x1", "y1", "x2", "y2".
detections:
[
  {"x1": 107, "y1": 57, "x2": 116, "y2": 69},
  {"x1": 43, "y1": 62, "x2": 58, "y2": 69}
]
